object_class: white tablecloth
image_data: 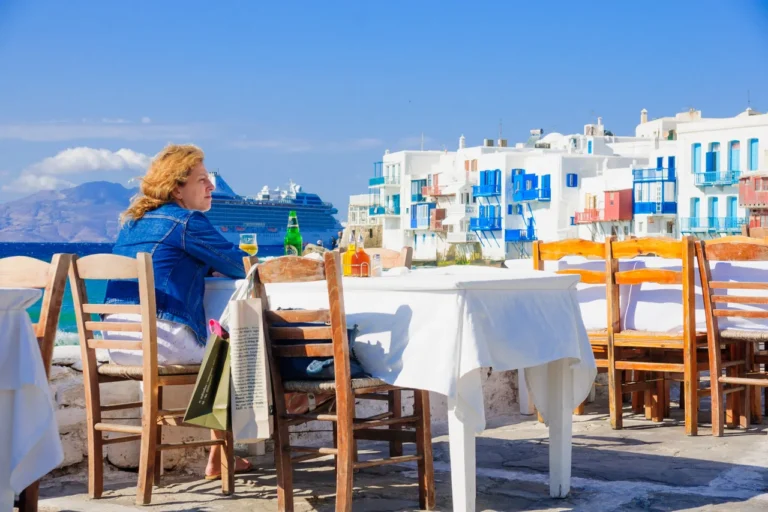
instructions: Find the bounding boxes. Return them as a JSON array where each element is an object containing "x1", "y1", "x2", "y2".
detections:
[
  {"x1": 204, "y1": 265, "x2": 597, "y2": 509},
  {"x1": 0, "y1": 288, "x2": 62, "y2": 512}
]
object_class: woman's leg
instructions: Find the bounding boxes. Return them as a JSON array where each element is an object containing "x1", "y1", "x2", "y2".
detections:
[{"x1": 205, "y1": 430, "x2": 252, "y2": 477}]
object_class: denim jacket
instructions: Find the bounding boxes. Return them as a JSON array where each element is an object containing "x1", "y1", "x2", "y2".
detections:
[{"x1": 104, "y1": 203, "x2": 247, "y2": 346}]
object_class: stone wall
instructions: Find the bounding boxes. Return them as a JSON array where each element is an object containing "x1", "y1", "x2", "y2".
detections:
[
  {"x1": 340, "y1": 224, "x2": 382, "y2": 250},
  {"x1": 50, "y1": 347, "x2": 524, "y2": 472}
]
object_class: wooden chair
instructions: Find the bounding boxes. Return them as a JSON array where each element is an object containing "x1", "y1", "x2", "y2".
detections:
[
  {"x1": 0, "y1": 254, "x2": 70, "y2": 512},
  {"x1": 696, "y1": 238, "x2": 768, "y2": 436},
  {"x1": 606, "y1": 236, "x2": 709, "y2": 435},
  {"x1": 532, "y1": 239, "x2": 612, "y2": 415},
  {"x1": 69, "y1": 253, "x2": 234, "y2": 505},
  {"x1": 253, "y1": 253, "x2": 434, "y2": 511},
  {"x1": 365, "y1": 247, "x2": 414, "y2": 269}
]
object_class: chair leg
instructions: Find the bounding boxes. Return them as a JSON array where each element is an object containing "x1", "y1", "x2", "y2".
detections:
[
  {"x1": 684, "y1": 357, "x2": 698, "y2": 437},
  {"x1": 631, "y1": 371, "x2": 644, "y2": 414},
  {"x1": 388, "y1": 390, "x2": 403, "y2": 456},
  {"x1": 710, "y1": 345, "x2": 725, "y2": 437},
  {"x1": 154, "y1": 387, "x2": 163, "y2": 483},
  {"x1": 573, "y1": 400, "x2": 586, "y2": 415},
  {"x1": 335, "y1": 392, "x2": 355, "y2": 512},
  {"x1": 413, "y1": 390, "x2": 435, "y2": 510},
  {"x1": 135, "y1": 387, "x2": 159, "y2": 505},
  {"x1": 221, "y1": 430, "x2": 235, "y2": 495},
  {"x1": 17, "y1": 482, "x2": 39, "y2": 512},
  {"x1": 651, "y1": 375, "x2": 664, "y2": 423},
  {"x1": 274, "y1": 412, "x2": 294, "y2": 511},
  {"x1": 608, "y1": 367, "x2": 623, "y2": 430},
  {"x1": 663, "y1": 378, "x2": 671, "y2": 419},
  {"x1": 85, "y1": 405, "x2": 104, "y2": 499}
]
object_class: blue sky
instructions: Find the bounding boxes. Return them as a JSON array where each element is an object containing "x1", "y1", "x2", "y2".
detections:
[{"x1": 0, "y1": 0, "x2": 766, "y2": 217}]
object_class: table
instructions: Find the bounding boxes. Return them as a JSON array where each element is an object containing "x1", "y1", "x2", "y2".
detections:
[
  {"x1": 0, "y1": 288, "x2": 63, "y2": 512},
  {"x1": 204, "y1": 266, "x2": 596, "y2": 511}
]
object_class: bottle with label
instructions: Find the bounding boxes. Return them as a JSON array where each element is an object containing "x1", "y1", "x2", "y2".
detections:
[
  {"x1": 284, "y1": 210, "x2": 303, "y2": 256},
  {"x1": 371, "y1": 254, "x2": 382, "y2": 277},
  {"x1": 342, "y1": 230, "x2": 356, "y2": 276},
  {"x1": 351, "y1": 233, "x2": 371, "y2": 277}
]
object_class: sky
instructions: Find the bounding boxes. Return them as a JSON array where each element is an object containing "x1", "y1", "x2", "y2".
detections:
[{"x1": 0, "y1": 0, "x2": 767, "y2": 218}]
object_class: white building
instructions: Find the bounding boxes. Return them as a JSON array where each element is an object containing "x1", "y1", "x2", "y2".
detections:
[{"x1": 350, "y1": 107, "x2": 767, "y2": 261}]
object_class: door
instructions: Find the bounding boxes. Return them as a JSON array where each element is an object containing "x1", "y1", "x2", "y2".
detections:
[
  {"x1": 691, "y1": 198, "x2": 700, "y2": 229},
  {"x1": 708, "y1": 197, "x2": 719, "y2": 229}
]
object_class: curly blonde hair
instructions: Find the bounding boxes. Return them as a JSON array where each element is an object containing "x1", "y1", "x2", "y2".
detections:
[{"x1": 120, "y1": 144, "x2": 205, "y2": 224}]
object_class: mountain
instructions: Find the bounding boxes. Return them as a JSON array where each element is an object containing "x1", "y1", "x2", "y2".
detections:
[{"x1": 0, "y1": 181, "x2": 137, "y2": 242}]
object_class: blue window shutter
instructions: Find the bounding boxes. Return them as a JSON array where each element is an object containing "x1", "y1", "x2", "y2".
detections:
[
  {"x1": 507, "y1": 204, "x2": 512, "y2": 215},
  {"x1": 692, "y1": 144, "x2": 701, "y2": 173},
  {"x1": 705, "y1": 152, "x2": 715, "y2": 172},
  {"x1": 656, "y1": 157, "x2": 664, "y2": 169},
  {"x1": 587, "y1": 140, "x2": 593, "y2": 154},
  {"x1": 668, "y1": 156, "x2": 675, "y2": 170},
  {"x1": 542, "y1": 174, "x2": 551, "y2": 189},
  {"x1": 749, "y1": 139, "x2": 759, "y2": 171}
]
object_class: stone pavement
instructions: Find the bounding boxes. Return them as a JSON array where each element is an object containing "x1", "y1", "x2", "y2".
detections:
[{"x1": 35, "y1": 403, "x2": 768, "y2": 511}]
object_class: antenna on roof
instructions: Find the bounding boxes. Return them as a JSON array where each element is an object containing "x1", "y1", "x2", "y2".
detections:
[
  {"x1": 748, "y1": 89, "x2": 751, "y2": 108},
  {"x1": 498, "y1": 118, "x2": 503, "y2": 140},
  {"x1": 420, "y1": 132, "x2": 424, "y2": 151}
]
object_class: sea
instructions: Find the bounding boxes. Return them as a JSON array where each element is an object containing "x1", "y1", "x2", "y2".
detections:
[{"x1": 0, "y1": 242, "x2": 285, "y2": 346}]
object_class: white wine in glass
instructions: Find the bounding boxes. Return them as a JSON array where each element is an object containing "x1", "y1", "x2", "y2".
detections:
[{"x1": 239, "y1": 233, "x2": 258, "y2": 256}]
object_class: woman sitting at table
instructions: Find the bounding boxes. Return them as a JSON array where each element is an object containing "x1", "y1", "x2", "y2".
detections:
[{"x1": 103, "y1": 143, "x2": 252, "y2": 479}]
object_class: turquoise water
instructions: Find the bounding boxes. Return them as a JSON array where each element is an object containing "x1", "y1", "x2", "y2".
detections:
[{"x1": 1, "y1": 242, "x2": 282, "y2": 345}]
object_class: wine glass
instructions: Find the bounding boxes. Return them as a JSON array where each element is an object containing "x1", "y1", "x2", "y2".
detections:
[{"x1": 239, "y1": 233, "x2": 258, "y2": 256}]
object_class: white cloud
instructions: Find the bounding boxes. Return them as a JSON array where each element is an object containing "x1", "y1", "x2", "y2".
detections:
[
  {"x1": 25, "y1": 147, "x2": 151, "y2": 175},
  {"x1": 0, "y1": 120, "x2": 210, "y2": 141},
  {"x1": 2, "y1": 174, "x2": 74, "y2": 193},
  {"x1": 2, "y1": 147, "x2": 151, "y2": 193}
]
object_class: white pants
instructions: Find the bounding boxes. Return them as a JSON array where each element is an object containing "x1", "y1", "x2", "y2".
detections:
[{"x1": 103, "y1": 314, "x2": 206, "y2": 366}]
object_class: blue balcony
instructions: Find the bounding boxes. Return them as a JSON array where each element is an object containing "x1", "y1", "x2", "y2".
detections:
[
  {"x1": 513, "y1": 187, "x2": 551, "y2": 202},
  {"x1": 634, "y1": 201, "x2": 677, "y2": 215},
  {"x1": 472, "y1": 184, "x2": 501, "y2": 197},
  {"x1": 693, "y1": 171, "x2": 741, "y2": 187},
  {"x1": 410, "y1": 218, "x2": 430, "y2": 229},
  {"x1": 632, "y1": 168, "x2": 677, "y2": 182},
  {"x1": 369, "y1": 176, "x2": 400, "y2": 187},
  {"x1": 470, "y1": 217, "x2": 502, "y2": 231},
  {"x1": 680, "y1": 217, "x2": 747, "y2": 233},
  {"x1": 411, "y1": 193, "x2": 424, "y2": 203},
  {"x1": 369, "y1": 206, "x2": 400, "y2": 216},
  {"x1": 504, "y1": 229, "x2": 537, "y2": 242}
]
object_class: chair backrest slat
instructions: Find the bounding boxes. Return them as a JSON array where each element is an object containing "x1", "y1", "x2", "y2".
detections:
[
  {"x1": 266, "y1": 309, "x2": 330, "y2": 324},
  {"x1": 709, "y1": 281, "x2": 768, "y2": 290},
  {"x1": 257, "y1": 256, "x2": 325, "y2": 283},
  {"x1": 87, "y1": 339, "x2": 144, "y2": 350},
  {"x1": 0, "y1": 254, "x2": 70, "y2": 378},
  {"x1": 76, "y1": 254, "x2": 140, "y2": 279},
  {"x1": 532, "y1": 238, "x2": 608, "y2": 284},
  {"x1": 273, "y1": 344, "x2": 335, "y2": 358},
  {"x1": 712, "y1": 310, "x2": 768, "y2": 318},
  {"x1": 82, "y1": 303, "x2": 142, "y2": 314},
  {"x1": 614, "y1": 268, "x2": 682, "y2": 286},
  {"x1": 84, "y1": 321, "x2": 144, "y2": 332},
  {"x1": 611, "y1": 237, "x2": 682, "y2": 259},
  {"x1": 269, "y1": 326, "x2": 333, "y2": 341}
]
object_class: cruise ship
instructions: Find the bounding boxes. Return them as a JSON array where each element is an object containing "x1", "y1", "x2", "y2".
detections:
[{"x1": 205, "y1": 172, "x2": 342, "y2": 249}]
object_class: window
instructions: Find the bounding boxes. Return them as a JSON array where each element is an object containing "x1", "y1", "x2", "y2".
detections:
[
  {"x1": 706, "y1": 142, "x2": 721, "y2": 172},
  {"x1": 587, "y1": 140, "x2": 593, "y2": 154},
  {"x1": 623, "y1": 226, "x2": 629, "y2": 236},
  {"x1": 729, "y1": 140, "x2": 741, "y2": 171},
  {"x1": 638, "y1": 221, "x2": 644, "y2": 232},
  {"x1": 507, "y1": 204, "x2": 513, "y2": 215},
  {"x1": 667, "y1": 221, "x2": 674, "y2": 234},
  {"x1": 692, "y1": 143, "x2": 701, "y2": 174},
  {"x1": 609, "y1": 192, "x2": 615, "y2": 204},
  {"x1": 471, "y1": 159, "x2": 478, "y2": 171},
  {"x1": 566, "y1": 173, "x2": 578, "y2": 187},
  {"x1": 749, "y1": 139, "x2": 759, "y2": 171}
]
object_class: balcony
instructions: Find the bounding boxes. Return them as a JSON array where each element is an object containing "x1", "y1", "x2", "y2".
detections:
[
  {"x1": 369, "y1": 175, "x2": 400, "y2": 187},
  {"x1": 574, "y1": 209, "x2": 604, "y2": 224},
  {"x1": 634, "y1": 201, "x2": 677, "y2": 215},
  {"x1": 632, "y1": 168, "x2": 677, "y2": 182},
  {"x1": 694, "y1": 171, "x2": 741, "y2": 187},
  {"x1": 504, "y1": 229, "x2": 537, "y2": 242},
  {"x1": 369, "y1": 206, "x2": 401, "y2": 216},
  {"x1": 422, "y1": 184, "x2": 447, "y2": 196},
  {"x1": 680, "y1": 217, "x2": 748, "y2": 233},
  {"x1": 472, "y1": 184, "x2": 501, "y2": 197},
  {"x1": 447, "y1": 232, "x2": 478, "y2": 243},
  {"x1": 470, "y1": 217, "x2": 502, "y2": 231},
  {"x1": 512, "y1": 187, "x2": 551, "y2": 203}
]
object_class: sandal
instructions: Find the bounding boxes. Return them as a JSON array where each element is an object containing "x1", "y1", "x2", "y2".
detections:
[{"x1": 204, "y1": 457, "x2": 253, "y2": 480}]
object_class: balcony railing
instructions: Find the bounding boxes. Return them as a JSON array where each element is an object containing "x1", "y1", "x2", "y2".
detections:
[
  {"x1": 430, "y1": 218, "x2": 445, "y2": 231},
  {"x1": 422, "y1": 184, "x2": 446, "y2": 196},
  {"x1": 472, "y1": 184, "x2": 501, "y2": 197},
  {"x1": 574, "y1": 208, "x2": 604, "y2": 224},
  {"x1": 512, "y1": 187, "x2": 551, "y2": 202},
  {"x1": 680, "y1": 217, "x2": 748, "y2": 233},
  {"x1": 369, "y1": 175, "x2": 400, "y2": 187},
  {"x1": 632, "y1": 167, "x2": 677, "y2": 182},
  {"x1": 410, "y1": 218, "x2": 431, "y2": 229},
  {"x1": 694, "y1": 171, "x2": 741, "y2": 187},
  {"x1": 504, "y1": 229, "x2": 537, "y2": 242},
  {"x1": 447, "y1": 232, "x2": 478, "y2": 243},
  {"x1": 470, "y1": 217, "x2": 502, "y2": 230},
  {"x1": 634, "y1": 201, "x2": 677, "y2": 215},
  {"x1": 369, "y1": 206, "x2": 401, "y2": 216}
]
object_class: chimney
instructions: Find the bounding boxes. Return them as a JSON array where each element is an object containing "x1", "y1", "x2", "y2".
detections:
[
  {"x1": 459, "y1": 134, "x2": 466, "y2": 150},
  {"x1": 483, "y1": 138, "x2": 494, "y2": 147},
  {"x1": 641, "y1": 108, "x2": 648, "y2": 124},
  {"x1": 498, "y1": 139, "x2": 508, "y2": 147},
  {"x1": 597, "y1": 117, "x2": 603, "y2": 127}
]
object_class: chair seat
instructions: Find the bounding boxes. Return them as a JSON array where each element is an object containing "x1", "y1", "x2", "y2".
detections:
[
  {"x1": 284, "y1": 377, "x2": 388, "y2": 393},
  {"x1": 97, "y1": 363, "x2": 200, "y2": 380},
  {"x1": 720, "y1": 329, "x2": 768, "y2": 342}
]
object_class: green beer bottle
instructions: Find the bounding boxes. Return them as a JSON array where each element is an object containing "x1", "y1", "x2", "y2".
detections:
[{"x1": 284, "y1": 210, "x2": 303, "y2": 256}]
